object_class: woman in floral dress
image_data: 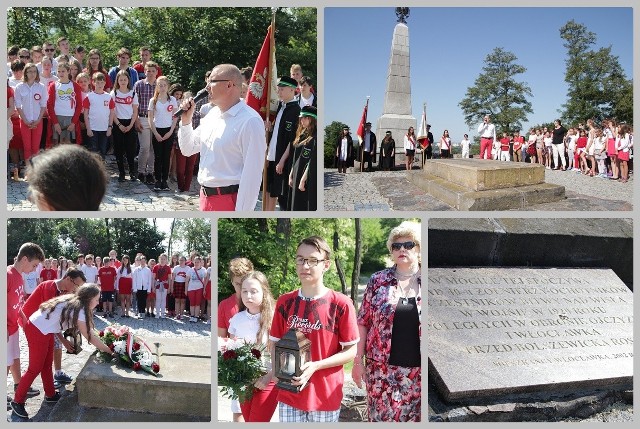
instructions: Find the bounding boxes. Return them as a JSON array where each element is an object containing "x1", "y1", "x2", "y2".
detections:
[{"x1": 352, "y1": 221, "x2": 421, "y2": 421}]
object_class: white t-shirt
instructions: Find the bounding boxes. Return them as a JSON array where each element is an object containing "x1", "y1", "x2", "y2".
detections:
[
  {"x1": 228, "y1": 310, "x2": 271, "y2": 371},
  {"x1": 111, "y1": 89, "x2": 139, "y2": 120},
  {"x1": 30, "y1": 302, "x2": 86, "y2": 335},
  {"x1": 188, "y1": 267, "x2": 207, "y2": 291},
  {"x1": 53, "y1": 81, "x2": 78, "y2": 117},
  {"x1": 22, "y1": 271, "x2": 39, "y2": 295},
  {"x1": 172, "y1": 265, "x2": 193, "y2": 284},
  {"x1": 82, "y1": 265, "x2": 98, "y2": 283},
  {"x1": 149, "y1": 96, "x2": 178, "y2": 128},
  {"x1": 83, "y1": 91, "x2": 115, "y2": 131},
  {"x1": 460, "y1": 138, "x2": 471, "y2": 151}
]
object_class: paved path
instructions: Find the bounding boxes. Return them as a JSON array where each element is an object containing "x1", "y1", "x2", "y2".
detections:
[
  {"x1": 8, "y1": 155, "x2": 269, "y2": 211},
  {"x1": 7, "y1": 312, "x2": 211, "y2": 422},
  {"x1": 324, "y1": 166, "x2": 633, "y2": 211}
]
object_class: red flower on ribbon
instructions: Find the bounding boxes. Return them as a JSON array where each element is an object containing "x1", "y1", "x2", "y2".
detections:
[
  {"x1": 133, "y1": 342, "x2": 141, "y2": 351},
  {"x1": 133, "y1": 362, "x2": 141, "y2": 370},
  {"x1": 99, "y1": 330, "x2": 104, "y2": 337},
  {"x1": 152, "y1": 363, "x2": 160, "y2": 373},
  {"x1": 109, "y1": 343, "x2": 115, "y2": 351},
  {"x1": 251, "y1": 348, "x2": 261, "y2": 359},
  {"x1": 222, "y1": 350, "x2": 238, "y2": 360}
]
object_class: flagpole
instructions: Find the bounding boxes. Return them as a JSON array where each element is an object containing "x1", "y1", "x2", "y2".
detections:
[{"x1": 262, "y1": 9, "x2": 276, "y2": 211}]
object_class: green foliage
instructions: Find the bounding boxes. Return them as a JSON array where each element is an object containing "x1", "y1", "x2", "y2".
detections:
[
  {"x1": 459, "y1": 47, "x2": 533, "y2": 135},
  {"x1": 217, "y1": 218, "x2": 420, "y2": 302},
  {"x1": 8, "y1": 7, "x2": 317, "y2": 94},
  {"x1": 323, "y1": 121, "x2": 347, "y2": 167},
  {"x1": 7, "y1": 219, "x2": 169, "y2": 263},
  {"x1": 559, "y1": 20, "x2": 633, "y2": 125},
  {"x1": 171, "y1": 219, "x2": 211, "y2": 258}
]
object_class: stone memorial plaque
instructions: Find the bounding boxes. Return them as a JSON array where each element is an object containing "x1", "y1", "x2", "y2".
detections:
[{"x1": 428, "y1": 268, "x2": 633, "y2": 401}]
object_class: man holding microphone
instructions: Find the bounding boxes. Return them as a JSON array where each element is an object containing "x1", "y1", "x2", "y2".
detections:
[{"x1": 477, "y1": 115, "x2": 496, "y2": 160}]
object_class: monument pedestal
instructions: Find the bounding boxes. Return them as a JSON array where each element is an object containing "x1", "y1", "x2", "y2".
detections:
[
  {"x1": 76, "y1": 337, "x2": 211, "y2": 418},
  {"x1": 408, "y1": 159, "x2": 565, "y2": 210}
]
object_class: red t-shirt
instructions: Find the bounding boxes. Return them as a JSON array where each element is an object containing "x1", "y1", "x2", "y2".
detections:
[
  {"x1": 500, "y1": 137, "x2": 510, "y2": 151},
  {"x1": 21, "y1": 280, "x2": 60, "y2": 319},
  {"x1": 112, "y1": 259, "x2": 122, "y2": 269},
  {"x1": 152, "y1": 264, "x2": 172, "y2": 288},
  {"x1": 513, "y1": 136, "x2": 524, "y2": 150},
  {"x1": 39, "y1": 268, "x2": 57, "y2": 282},
  {"x1": 217, "y1": 294, "x2": 239, "y2": 331},
  {"x1": 577, "y1": 136, "x2": 588, "y2": 149},
  {"x1": 7, "y1": 266, "x2": 24, "y2": 336},
  {"x1": 269, "y1": 289, "x2": 359, "y2": 412},
  {"x1": 98, "y1": 266, "x2": 117, "y2": 292}
]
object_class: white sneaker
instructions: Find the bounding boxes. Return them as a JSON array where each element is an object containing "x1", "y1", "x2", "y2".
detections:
[
  {"x1": 205, "y1": 319, "x2": 211, "y2": 325},
  {"x1": 155, "y1": 314, "x2": 160, "y2": 319}
]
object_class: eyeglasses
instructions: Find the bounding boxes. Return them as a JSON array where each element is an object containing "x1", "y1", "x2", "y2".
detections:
[
  {"x1": 391, "y1": 241, "x2": 417, "y2": 251},
  {"x1": 20, "y1": 55, "x2": 30, "y2": 59},
  {"x1": 207, "y1": 79, "x2": 231, "y2": 86},
  {"x1": 71, "y1": 278, "x2": 83, "y2": 287},
  {"x1": 44, "y1": 49, "x2": 55, "y2": 52},
  {"x1": 295, "y1": 257, "x2": 326, "y2": 267}
]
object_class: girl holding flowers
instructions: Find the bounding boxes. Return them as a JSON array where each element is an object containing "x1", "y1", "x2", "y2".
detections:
[{"x1": 227, "y1": 271, "x2": 277, "y2": 422}]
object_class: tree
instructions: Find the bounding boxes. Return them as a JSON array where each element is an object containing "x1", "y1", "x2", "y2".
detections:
[
  {"x1": 323, "y1": 121, "x2": 348, "y2": 167},
  {"x1": 171, "y1": 218, "x2": 211, "y2": 257},
  {"x1": 8, "y1": 7, "x2": 317, "y2": 94},
  {"x1": 559, "y1": 20, "x2": 633, "y2": 125},
  {"x1": 459, "y1": 47, "x2": 533, "y2": 134}
]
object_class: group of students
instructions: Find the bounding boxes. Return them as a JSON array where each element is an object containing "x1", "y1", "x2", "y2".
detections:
[
  {"x1": 218, "y1": 236, "x2": 360, "y2": 423},
  {"x1": 7, "y1": 40, "x2": 189, "y2": 192},
  {"x1": 32, "y1": 250, "x2": 213, "y2": 323}
]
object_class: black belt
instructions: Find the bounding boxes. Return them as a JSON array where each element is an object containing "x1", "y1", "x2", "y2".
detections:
[{"x1": 202, "y1": 184, "x2": 239, "y2": 196}]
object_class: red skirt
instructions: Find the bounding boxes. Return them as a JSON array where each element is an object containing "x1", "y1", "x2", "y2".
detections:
[
  {"x1": 173, "y1": 282, "x2": 186, "y2": 299},
  {"x1": 618, "y1": 150, "x2": 630, "y2": 161},
  {"x1": 204, "y1": 281, "x2": 211, "y2": 300},
  {"x1": 607, "y1": 138, "x2": 617, "y2": 155},
  {"x1": 119, "y1": 277, "x2": 132, "y2": 295}
]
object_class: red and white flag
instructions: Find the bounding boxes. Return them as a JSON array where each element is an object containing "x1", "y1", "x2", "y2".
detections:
[
  {"x1": 246, "y1": 22, "x2": 278, "y2": 120},
  {"x1": 417, "y1": 102, "x2": 429, "y2": 148},
  {"x1": 356, "y1": 98, "x2": 369, "y2": 144}
]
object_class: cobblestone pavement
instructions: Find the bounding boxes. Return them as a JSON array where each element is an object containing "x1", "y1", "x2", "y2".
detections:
[
  {"x1": 7, "y1": 310, "x2": 211, "y2": 422},
  {"x1": 7, "y1": 155, "x2": 269, "y2": 211},
  {"x1": 324, "y1": 166, "x2": 633, "y2": 211}
]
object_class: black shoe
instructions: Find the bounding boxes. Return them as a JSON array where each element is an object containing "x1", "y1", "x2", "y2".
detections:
[
  {"x1": 161, "y1": 181, "x2": 170, "y2": 191},
  {"x1": 44, "y1": 392, "x2": 61, "y2": 403},
  {"x1": 153, "y1": 181, "x2": 162, "y2": 191},
  {"x1": 130, "y1": 174, "x2": 138, "y2": 182},
  {"x1": 146, "y1": 174, "x2": 155, "y2": 184},
  {"x1": 10, "y1": 401, "x2": 28, "y2": 418},
  {"x1": 118, "y1": 173, "x2": 126, "y2": 182},
  {"x1": 54, "y1": 371, "x2": 73, "y2": 384},
  {"x1": 138, "y1": 173, "x2": 145, "y2": 182}
]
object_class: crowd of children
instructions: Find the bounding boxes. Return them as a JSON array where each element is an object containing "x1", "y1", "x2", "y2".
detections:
[
  {"x1": 454, "y1": 119, "x2": 633, "y2": 183},
  {"x1": 24, "y1": 249, "x2": 212, "y2": 324}
]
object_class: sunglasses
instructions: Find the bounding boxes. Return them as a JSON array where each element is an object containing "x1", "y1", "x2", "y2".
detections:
[
  {"x1": 20, "y1": 55, "x2": 30, "y2": 59},
  {"x1": 44, "y1": 49, "x2": 55, "y2": 52},
  {"x1": 391, "y1": 241, "x2": 416, "y2": 251}
]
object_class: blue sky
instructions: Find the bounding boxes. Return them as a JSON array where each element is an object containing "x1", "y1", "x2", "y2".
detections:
[{"x1": 324, "y1": 7, "x2": 633, "y2": 142}]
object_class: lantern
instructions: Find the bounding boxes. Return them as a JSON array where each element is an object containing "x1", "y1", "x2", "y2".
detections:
[
  {"x1": 274, "y1": 328, "x2": 311, "y2": 392},
  {"x1": 63, "y1": 328, "x2": 83, "y2": 354}
]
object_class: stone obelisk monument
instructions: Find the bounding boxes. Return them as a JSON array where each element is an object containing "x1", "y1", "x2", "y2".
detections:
[{"x1": 376, "y1": 7, "x2": 416, "y2": 163}]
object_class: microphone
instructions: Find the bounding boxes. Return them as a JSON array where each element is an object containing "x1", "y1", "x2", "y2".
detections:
[{"x1": 173, "y1": 88, "x2": 208, "y2": 117}]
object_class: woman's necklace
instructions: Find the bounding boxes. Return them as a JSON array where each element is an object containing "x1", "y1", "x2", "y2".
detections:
[{"x1": 396, "y1": 273, "x2": 417, "y2": 305}]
